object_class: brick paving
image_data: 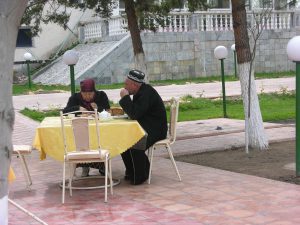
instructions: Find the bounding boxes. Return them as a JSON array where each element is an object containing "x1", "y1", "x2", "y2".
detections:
[{"x1": 8, "y1": 77, "x2": 299, "y2": 224}]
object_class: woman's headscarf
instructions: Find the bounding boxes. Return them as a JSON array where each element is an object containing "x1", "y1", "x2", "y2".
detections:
[
  {"x1": 79, "y1": 79, "x2": 96, "y2": 111},
  {"x1": 80, "y1": 78, "x2": 96, "y2": 92}
]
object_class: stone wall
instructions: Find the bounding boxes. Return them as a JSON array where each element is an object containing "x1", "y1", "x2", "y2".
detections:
[
  {"x1": 80, "y1": 29, "x2": 299, "y2": 84},
  {"x1": 143, "y1": 29, "x2": 299, "y2": 81}
]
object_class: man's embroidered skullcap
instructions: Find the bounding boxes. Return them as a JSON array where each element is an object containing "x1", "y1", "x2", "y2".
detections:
[{"x1": 127, "y1": 69, "x2": 145, "y2": 83}]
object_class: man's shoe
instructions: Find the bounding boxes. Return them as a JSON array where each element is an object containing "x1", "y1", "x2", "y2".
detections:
[
  {"x1": 130, "y1": 177, "x2": 147, "y2": 185},
  {"x1": 124, "y1": 174, "x2": 131, "y2": 181},
  {"x1": 124, "y1": 170, "x2": 132, "y2": 181},
  {"x1": 98, "y1": 163, "x2": 105, "y2": 176},
  {"x1": 81, "y1": 167, "x2": 90, "y2": 177}
]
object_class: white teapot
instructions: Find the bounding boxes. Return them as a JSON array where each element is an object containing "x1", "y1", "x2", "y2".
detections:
[{"x1": 98, "y1": 110, "x2": 111, "y2": 120}]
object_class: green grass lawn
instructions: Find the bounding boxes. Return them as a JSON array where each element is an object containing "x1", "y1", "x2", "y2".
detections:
[
  {"x1": 179, "y1": 92, "x2": 294, "y2": 122},
  {"x1": 13, "y1": 84, "x2": 70, "y2": 95},
  {"x1": 21, "y1": 92, "x2": 295, "y2": 123},
  {"x1": 18, "y1": 71, "x2": 295, "y2": 122}
]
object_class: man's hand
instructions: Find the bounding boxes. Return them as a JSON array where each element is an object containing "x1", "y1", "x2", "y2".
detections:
[
  {"x1": 79, "y1": 106, "x2": 87, "y2": 111},
  {"x1": 120, "y1": 88, "x2": 129, "y2": 98}
]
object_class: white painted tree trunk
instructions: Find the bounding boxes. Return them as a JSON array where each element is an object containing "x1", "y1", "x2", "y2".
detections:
[
  {"x1": 239, "y1": 62, "x2": 269, "y2": 150},
  {"x1": 0, "y1": 1, "x2": 28, "y2": 223},
  {"x1": 134, "y1": 52, "x2": 149, "y2": 83}
]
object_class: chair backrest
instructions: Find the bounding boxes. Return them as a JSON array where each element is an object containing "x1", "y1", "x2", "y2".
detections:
[
  {"x1": 168, "y1": 98, "x2": 179, "y2": 144},
  {"x1": 60, "y1": 109, "x2": 101, "y2": 155}
]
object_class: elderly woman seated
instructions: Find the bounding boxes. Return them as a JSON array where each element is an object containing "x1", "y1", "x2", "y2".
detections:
[{"x1": 63, "y1": 78, "x2": 110, "y2": 176}]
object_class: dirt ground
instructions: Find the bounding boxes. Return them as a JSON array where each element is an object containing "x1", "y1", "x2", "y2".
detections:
[{"x1": 175, "y1": 140, "x2": 300, "y2": 185}]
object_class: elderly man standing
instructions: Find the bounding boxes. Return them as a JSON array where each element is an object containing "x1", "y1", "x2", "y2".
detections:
[{"x1": 119, "y1": 69, "x2": 167, "y2": 185}]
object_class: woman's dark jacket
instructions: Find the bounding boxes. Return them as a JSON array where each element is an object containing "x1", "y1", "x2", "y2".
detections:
[
  {"x1": 63, "y1": 91, "x2": 110, "y2": 113},
  {"x1": 119, "y1": 83, "x2": 167, "y2": 148}
]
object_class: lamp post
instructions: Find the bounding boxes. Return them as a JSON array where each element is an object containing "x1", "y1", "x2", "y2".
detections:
[
  {"x1": 231, "y1": 44, "x2": 237, "y2": 78},
  {"x1": 63, "y1": 50, "x2": 79, "y2": 95},
  {"x1": 23, "y1": 52, "x2": 33, "y2": 89},
  {"x1": 214, "y1": 45, "x2": 228, "y2": 118},
  {"x1": 287, "y1": 36, "x2": 300, "y2": 176}
]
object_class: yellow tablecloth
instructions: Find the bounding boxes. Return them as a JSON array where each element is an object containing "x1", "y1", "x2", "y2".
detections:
[
  {"x1": 33, "y1": 117, "x2": 146, "y2": 162},
  {"x1": 8, "y1": 167, "x2": 16, "y2": 183}
]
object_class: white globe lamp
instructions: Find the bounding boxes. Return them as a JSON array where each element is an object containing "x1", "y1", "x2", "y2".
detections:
[
  {"x1": 286, "y1": 36, "x2": 300, "y2": 176},
  {"x1": 214, "y1": 45, "x2": 228, "y2": 117},
  {"x1": 23, "y1": 52, "x2": 33, "y2": 89},
  {"x1": 287, "y1": 36, "x2": 300, "y2": 62},
  {"x1": 214, "y1": 45, "x2": 228, "y2": 60},
  {"x1": 23, "y1": 52, "x2": 33, "y2": 61},
  {"x1": 63, "y1": 50, "x2": 79, "y2": 95}
]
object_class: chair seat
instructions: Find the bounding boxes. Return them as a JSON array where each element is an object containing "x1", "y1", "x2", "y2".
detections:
[
  {"x1": 153, "y1": 139, "x2": 170, "y2": 146},
  {"x1": 12, "y1": 145, "x2": 32, "y2": 190},
  {"x1": 66, "y1": 150, "x2": 109, "y2": 160},
  {"x1": 13, "y1": 145, "x2": 32, "y2": 154}
]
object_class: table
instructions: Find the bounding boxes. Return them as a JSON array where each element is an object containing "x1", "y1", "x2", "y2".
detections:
[
  {"x1": 33, "y1": 117, "x2": 146, "y2": 161},
  {"x1": 33, "y1": 117, "x2": 146, "y2": 189}
]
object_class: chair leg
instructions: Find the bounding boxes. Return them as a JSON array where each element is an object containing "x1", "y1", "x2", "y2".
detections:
[
  {"x1": 18, "y1": 153, "x2": 32, "y2": 190},
  {"x1": 69, "y1": 163, "x2": 74, "y2": 197},
  {"x1": 166, "y1": 144, "x2": 182, "y2": 181},
  {"x1": 109, "y1": 158, "x2": 113, "y2": 195},
  {"x1": 104, "y1": 155, "x2": 108, "y2": 203},
  {"x1": 62, "y1": 161, "x2": 66, "y2": 204},
  {"x1": 148, "y1": 146, "x2": 154, "y2": 184}
]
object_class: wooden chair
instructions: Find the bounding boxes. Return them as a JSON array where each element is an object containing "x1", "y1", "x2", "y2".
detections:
[
  {"x1": 148, "y1": 98, "x2": 182, "y2": 184},
  {"x1": 13, "y1": 145, "x2": 32, "y2": 190},
  {"x1": 60, "y1": 109, "x2": 113, "y2": 203}
]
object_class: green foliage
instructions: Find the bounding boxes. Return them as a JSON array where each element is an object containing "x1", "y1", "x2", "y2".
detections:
[
  {"x1": 22, "y1": 0, "x2": 208, "y2": 37},
  {"x1": 83, "y1": 0, "x2": 116, "y2": 18},
  {"x1": 186, "y1": 0, "x2": 208, "y2": 12},
  {"x1": 136, "y1": 0, "x2": 207, "y2": 31},
  {"x1": 175, "y1": 92, "x2": 295, "y2": 122},
  {"x1": 258, "y1": 91, "x2": 295, "y2": 121},
  {"x1": 13, "y1": 84, "x2": 70, "y2": 95},
  {"x1": 22, "y1": 0, "x2": 117, "y2": 38},
  {"x1": 22, "y1": 1, "x2": 70, "y2": 36},
  {"x1": 255, "y1": 71, "x2": 295, "y2": 79},
  {"x1": 20, "y1": 107, "x2": 59, "y2": 122}
]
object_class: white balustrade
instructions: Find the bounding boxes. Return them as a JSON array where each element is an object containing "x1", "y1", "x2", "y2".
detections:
[
  {"x1": 84, "y1": 21, "x2": 102, "y2": 40},
  {"x1": 81, "y1": 10, "x2": 293, "y2": 42},
  {"x1": 109, "y1": 16, "x2": 128, "y2": 36}
]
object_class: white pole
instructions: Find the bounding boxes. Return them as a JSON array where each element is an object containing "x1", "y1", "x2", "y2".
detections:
[
  {"x1": 0, "y1": 195, "x2": 8, "y2": 225},
  {"x1": 8, "y1": 198, "x2": 48, "y2": 225}
]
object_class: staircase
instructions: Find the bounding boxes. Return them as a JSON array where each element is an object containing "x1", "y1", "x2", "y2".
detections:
[{"x1": 33, "y1": 41, "x2": 118, "y2": 85}]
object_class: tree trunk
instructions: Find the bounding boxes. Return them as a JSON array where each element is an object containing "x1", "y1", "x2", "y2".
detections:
[
  {"x1": 231, "y1": 0, "x2": 268, "y2": 150},
  {"x1": 124, "y1": 0, "x2": 148, "y2": 83},
  {"x1": 0, "y1": 1, "x2": 28, "y2": 223},
  {"x1": 239, "y1": 63, "x2": 268, "y2": 149}
]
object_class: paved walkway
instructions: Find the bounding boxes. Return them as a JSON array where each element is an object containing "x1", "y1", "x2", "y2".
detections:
[
  {"x1": 9, "y1": 77, "x2": 299, "y2": 224},
  {"x1": 13, "y1": 77, "x2": 295, "y2": 110}
]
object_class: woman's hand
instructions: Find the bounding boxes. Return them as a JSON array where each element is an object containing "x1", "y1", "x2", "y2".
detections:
[{"x1": 90, "y1": 103, "x2": 98, "y2": 110}]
